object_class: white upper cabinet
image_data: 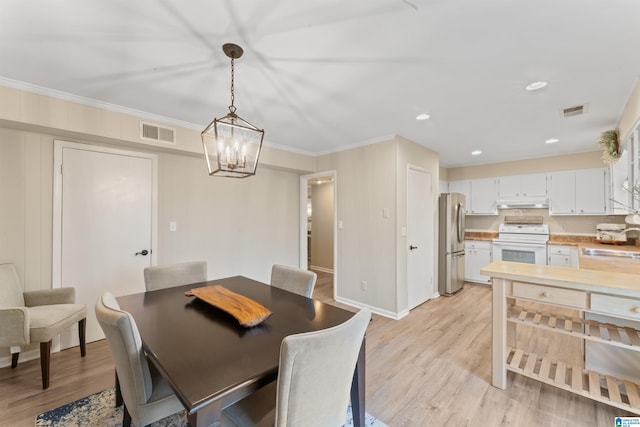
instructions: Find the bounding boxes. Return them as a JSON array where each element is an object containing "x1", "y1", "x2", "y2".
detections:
[
  {"x1": 548, "y1": 171, "x2": 575, "y2": 214},
  {"x1": 449, "y1": 180, "x2": 470, "y2": 213},
  {"x1": 521, "y1": 174, "x2": 548, "y2": 198},
  {"x1": 469, "y1": 178, "x2": 498, "y2": 215},
  {"x1": 497, "y1": 174, "x2": 547, "y2": 199},
  {"x1": 634, "y1": 129, "x2": 640, "y2": 212},
  {"x1": 549, "y1": 168, "x2": 608, "y2": 215},
  {"x1": 610, "y1": 140, "x2": 631, "y2": 214},
  {"x1": 576, "y1": 169, "x2": 607, "y2": 214},
  {"x1": 497, "y1": 175, "x2": 520, "y2": 198},
  {"x1": 449, "y1": 178, "x2": 497, "y2": 215},
  {"x1": 613, "y1": 127, "x2": 639, "y2": 213}
]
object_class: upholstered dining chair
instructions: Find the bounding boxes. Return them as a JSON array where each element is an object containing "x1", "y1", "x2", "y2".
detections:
[
  {"x1": 143, "y1": 260, "x2": 207, "y2": 291},
  {"x1": 96, "y1": 292, "x2": 184, "y2": 427},
  {"x1": 0, "y1": 263, "x2": 86, "y2": 389},
  {"x1": 270, "y1": 264, "x2": 317, "y2": 298},
  {"x1": 221, "y1": 308, "x2": 371, "y2": 427}
]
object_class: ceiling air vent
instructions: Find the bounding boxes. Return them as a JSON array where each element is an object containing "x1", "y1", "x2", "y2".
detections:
[
  {"x1": 561, "y1": 104, "x2": 586, "y2": 118},
  {"x1": 140, "y1": 122, "x2": 176, "y2": 144}
]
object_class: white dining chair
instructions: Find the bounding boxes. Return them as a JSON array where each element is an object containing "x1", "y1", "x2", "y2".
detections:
[
  {"x1": 96, "y1": 292, "x2": 184, "y2": 427},
  {"x1": 143, "y1": 260, "x2": 207, "y2": 291},
  {"x1": 0, "y1": 263, "x2": 87, "y2": 389},
  {"x1": 221, "y1": 308, "x2": 371, "y2": 427},
  {"x1": 270, "y1": 264, "x2": 317, "y2": 298}
]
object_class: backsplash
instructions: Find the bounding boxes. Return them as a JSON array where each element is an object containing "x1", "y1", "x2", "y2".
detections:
[{"x1": 465, "y1": 208, "x2": 628, "y2": 236}]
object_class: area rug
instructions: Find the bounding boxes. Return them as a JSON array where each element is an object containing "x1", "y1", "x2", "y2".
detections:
[{"x1": 35, "y1": 388, "x2": 387, "y2": 426}]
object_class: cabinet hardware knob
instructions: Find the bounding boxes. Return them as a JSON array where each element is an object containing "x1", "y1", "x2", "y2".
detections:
[
  {"x1": 634, "y1": 307, "x2": 640, "y2": 313},
  {"x1": 542, "y1": 292, "x2": 551, "y2": 298}
]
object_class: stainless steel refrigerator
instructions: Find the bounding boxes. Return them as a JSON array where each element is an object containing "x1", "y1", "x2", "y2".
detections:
[{"x1": 438, "y1": 192, "x2": 466, "y2": 296}]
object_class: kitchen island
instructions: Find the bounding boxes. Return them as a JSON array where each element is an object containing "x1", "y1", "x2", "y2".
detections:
[{"x1": 481, "y1": 260, "x2": 640, "y2": 414}]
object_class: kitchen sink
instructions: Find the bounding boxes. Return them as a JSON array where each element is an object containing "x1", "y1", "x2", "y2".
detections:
[{"x1": 581, "y1": 247, "x2": 640, "y2": 260}]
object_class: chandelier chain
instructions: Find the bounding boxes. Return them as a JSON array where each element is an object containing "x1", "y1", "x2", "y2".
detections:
[{"x1": 229, "y1": 57, "x2": 236, "y2": 113}]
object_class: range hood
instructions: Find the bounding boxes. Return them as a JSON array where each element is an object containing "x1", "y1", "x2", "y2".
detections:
[{"x1": 497, "y1": 197, "x2": 549, "y2": 209}]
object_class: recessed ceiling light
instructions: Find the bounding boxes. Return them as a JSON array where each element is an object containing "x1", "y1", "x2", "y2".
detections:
[
  {"x1": 416, "y1": 113, "x2": 431, "y2": 121},
  {"x1": 471, "y1": 150, "x2": 482, "y2": 156},
  {"x1": 525, "y1": 81, "x2": 548, "y2": 91},
  {"x1": 545, "y1": 138, "x2": 559, "y2": 144}
]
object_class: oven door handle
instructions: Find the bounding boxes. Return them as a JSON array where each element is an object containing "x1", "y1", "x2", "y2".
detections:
[{"x1": 492, "y1": 241, "x2": 547, "y2": 248}]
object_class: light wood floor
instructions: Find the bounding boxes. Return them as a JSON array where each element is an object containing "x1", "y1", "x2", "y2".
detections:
[{"x1": 0, "y1": 274, "x2": 626, "y2": 426}]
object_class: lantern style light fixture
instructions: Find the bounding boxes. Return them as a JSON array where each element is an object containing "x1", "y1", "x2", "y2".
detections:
[{"x1": 201, "y1": 43, "x2": 264, "y2": 178}]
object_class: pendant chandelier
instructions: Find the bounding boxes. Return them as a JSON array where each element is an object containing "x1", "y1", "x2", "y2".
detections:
[{"x1": 201, "y1": 43, "x2": 264, "y2": 178}]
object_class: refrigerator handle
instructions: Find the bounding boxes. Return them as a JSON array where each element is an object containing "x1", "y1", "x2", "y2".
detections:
[{"x1": 456, "y1": 202, "x2": 466, "y2": 243}]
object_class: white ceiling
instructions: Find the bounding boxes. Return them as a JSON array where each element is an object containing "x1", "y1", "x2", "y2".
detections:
[{"x1": 1, "y1": 0, "x2": 639, "y2": 167}]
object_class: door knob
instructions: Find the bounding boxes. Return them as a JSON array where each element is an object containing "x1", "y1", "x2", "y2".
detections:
[
  {"x1": 135, "y1": 249, "x2": 150, "y2": 256},
  {"x1": 409, "y1": 245, "x2": 418, "y2": 250}
]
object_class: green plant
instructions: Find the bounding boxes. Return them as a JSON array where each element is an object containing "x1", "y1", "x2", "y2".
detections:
[{"x1": 598, "y1": 129, "x2": 620, "y2": 164}]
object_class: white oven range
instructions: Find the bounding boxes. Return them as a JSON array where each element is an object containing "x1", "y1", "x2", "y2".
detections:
[{"x1": 492, "y1": 222, "x2": 549, "y2": 265}]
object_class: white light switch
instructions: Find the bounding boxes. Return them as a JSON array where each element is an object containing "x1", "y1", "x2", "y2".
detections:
[
  {"x1": 401, "y1": 227, "x2": 407, "y2": 236},
  {"x1": 338, "y1": 220, "x2": 343, "y2": 229},
  {"x1": 383, "y1": 208, "x2": 390, "y2": 218},
  {"x1": 169, "y1": 221, "x2": 177, "y2": 232}
]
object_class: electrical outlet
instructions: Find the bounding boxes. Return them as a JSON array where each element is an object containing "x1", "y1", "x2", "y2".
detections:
[{"x1": 361, "y1": 280, "x2": 367, "y2": 291}]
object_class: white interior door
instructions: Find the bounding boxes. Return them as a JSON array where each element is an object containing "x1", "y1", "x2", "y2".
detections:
[
  {"x1": 407, "y1": 166, "x2": 434, "y2": 310},
  {"x1": 54, "y1": 142, "x2": 157, "y2": 346}
]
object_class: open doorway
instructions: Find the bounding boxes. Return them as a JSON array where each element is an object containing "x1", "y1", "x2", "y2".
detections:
[{"x1": 300, "y1": 171, "x2": 337, "y2": 302}]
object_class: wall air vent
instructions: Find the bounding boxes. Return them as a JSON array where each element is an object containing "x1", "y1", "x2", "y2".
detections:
[
  {"x1": 140, "y1": 122, "x2": 176, "y2": 144},
  {"x1": 561, "y1": 104, "x2": 587, "y2": 118}
]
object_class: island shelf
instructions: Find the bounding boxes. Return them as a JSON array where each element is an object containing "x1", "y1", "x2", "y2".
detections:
[{"x1": 482, "y1": 260, "x2": 640, "y2": 415}]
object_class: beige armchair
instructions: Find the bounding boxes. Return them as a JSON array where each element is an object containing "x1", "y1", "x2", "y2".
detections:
[
  {"x1": 96, "y1": 292, "x2": 184, "y2": 427},
  {"x1": 143, "y1": 260, "x2": 208, "y2": 291},
  {"x1": 270, "y1": 265, "x2": 317, "y2": 298},
  {"x1": 222, "y1": 308, "x2": 370, "y2": 426},
  {"x1": 0, "y1": 263, "x2": 87, "y2": 389}
]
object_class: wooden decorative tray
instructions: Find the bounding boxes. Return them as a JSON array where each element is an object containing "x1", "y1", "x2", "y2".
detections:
[{"x1": 185, "y1": 285, "x2": 272, "y2": 327}]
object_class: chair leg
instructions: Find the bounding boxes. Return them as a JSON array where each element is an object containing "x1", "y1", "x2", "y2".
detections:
[
  {"x1": 11, "y1": 352, "x2": 19, "y2": 368},
  {"x1": 40, "y1": 341, "x2": 52, "y2": 390},
  {"x1": 78, "y1": 318, "x2": 87, "y2": 357},
  {"x1": 115, "y1": 371, "x2": 123, "y2": 407},
  {"x1": 123, "y1": 403, "x2": 132, "y2": 427}
]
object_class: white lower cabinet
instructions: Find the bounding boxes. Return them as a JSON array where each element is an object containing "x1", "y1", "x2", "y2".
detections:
[
  {"x1": 547, "y1": 244, "x2": 579, "y2": 268},
  {"x1": 465, "y1": 240, "x2": 492, "y2": 284}
]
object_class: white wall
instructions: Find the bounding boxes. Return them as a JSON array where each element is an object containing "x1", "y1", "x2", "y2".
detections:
[
  {"x1": 0, "y1": 128, "x2": 301, "y2": 363},
  {"x1": 316, "y1": 140, "x2": 398, "y2": 313},
  {"x1": 0, "y1": 129, "x2": 54, "y2": 292},
  {"x1": 0, "y1": 132, "x2": 300, "y2": 284},
  {"x1": 156, "y1": 152, "x2": 300, "y2": 282},
  {"x1": 618, "y1": 77, "x2": 640, "y2": 142},
  {"x1": 315, "y1": 136, "x2": 439, "y2": 317}
]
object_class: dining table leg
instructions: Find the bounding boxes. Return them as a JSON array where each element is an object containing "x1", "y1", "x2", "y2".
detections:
[
  {"x1": 350, "y1": 336, "x2": 366, "y2": 427},
  {"x1": 187, "y1": 401, "x2": 222, "y2": 427}
]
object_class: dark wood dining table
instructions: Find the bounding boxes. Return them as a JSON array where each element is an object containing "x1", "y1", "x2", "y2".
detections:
[{"x1": 116, "y1": 275, "x2": 366, "y2": 427}]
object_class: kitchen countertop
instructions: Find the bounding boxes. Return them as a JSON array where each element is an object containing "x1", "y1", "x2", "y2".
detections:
[
  {"x1": 467, "y1": 231, "x2": 640, "y2": 274},
  {"x1": 464, "y1": 231, "x2": 497, "y2": 241},
  {"x1": 481, "y1": 260, "x2": 640, "y2": 296},
  {"x1": 548, "y1": 235, "x2": 640, "y2": 274},
  {"x1": 577, "y1": 244, "x2": 640, "y2": 274}
]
